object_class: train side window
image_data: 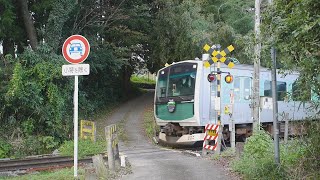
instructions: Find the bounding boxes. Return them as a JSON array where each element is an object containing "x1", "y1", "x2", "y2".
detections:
[
  {"x1": 292, "y1": 81, "x2": 311, "y2": 101},
  {"x1": 264, "y1": 81, "x2": 287, "y2": 101},
  {"x1": 243, "y1": 77, "x2": 251, "y2": 100},
  {"x1": 234, "y1": 77, "x2": 240, "y2": 102}
]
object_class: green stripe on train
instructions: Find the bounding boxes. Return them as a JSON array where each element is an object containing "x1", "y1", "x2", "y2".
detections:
[{"x1": 156, "y1": 103, "x2": 194, "y2": 120}]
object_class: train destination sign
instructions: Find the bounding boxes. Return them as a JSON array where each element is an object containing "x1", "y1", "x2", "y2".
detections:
[{"x1": 62, "y1": 35, "x2": 90, "y2": 64}]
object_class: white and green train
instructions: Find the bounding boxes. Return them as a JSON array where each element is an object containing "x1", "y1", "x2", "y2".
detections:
[{"x1": 154, "y1": 59, "x2": 318, "y2": 145}]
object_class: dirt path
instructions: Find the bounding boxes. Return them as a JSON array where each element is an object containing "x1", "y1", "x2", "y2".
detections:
[{"x1": 104, "y1": 91, "x2": 236, "y2": 180}]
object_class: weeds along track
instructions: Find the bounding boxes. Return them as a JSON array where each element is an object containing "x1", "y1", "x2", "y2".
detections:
[{"x1": 0, "y1": 155, "x2": 106, "y2": 172}]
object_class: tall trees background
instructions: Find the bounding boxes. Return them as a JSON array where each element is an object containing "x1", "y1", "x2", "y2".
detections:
[{"x1": 0, "y1": 0, "x2": 318, "y2": 157}]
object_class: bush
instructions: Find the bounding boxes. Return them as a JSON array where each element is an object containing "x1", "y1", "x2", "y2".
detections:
[
  {"x1": 0, "y1": 139, "x2": 12, "y2": 158},
  {"x1": 232, "y1": 129, "x2": 287, "y2": 179},
  {"x1": 232, "y1": 122, "x2": 320, "y2": 179},
  {"x1": 59, "y1": 139, "x2": 106, "y2": 158},
  {"x1": 130, "y1": 75, "x2": 156, "y2": 89},
  {"x1": 10, "y1": 135, "x2": 59, "y2": 158}
]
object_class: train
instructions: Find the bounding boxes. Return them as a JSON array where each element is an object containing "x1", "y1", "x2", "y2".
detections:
[{"x1": 153, "y1": 58, "x2": 319, "y2": 145}]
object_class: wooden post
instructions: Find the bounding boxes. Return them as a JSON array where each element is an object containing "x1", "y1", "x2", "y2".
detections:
[
  {"x1": 114, "y1": 137, "x2": 120, "y2": 168},
  {"x1": 92, "y1": 154, "x2": 108, "y2": 179},
  {"x1": 253, "y1": 0, "x2": 261, "y2": 133},
  {"x1": 284, "y1": 113, "x2": 289, "y2": 144},
  {"x1": 105, "y1": 126, "x2": 115, "y2": 171}
]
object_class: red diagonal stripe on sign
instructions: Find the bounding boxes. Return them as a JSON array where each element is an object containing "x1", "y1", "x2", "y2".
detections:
[{"x1": 213, "y1": 125, "x2": 219, "y2": 131}]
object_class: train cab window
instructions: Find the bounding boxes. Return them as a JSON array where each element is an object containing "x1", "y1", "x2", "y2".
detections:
[
  {"x1": 264, "y1": 81, "x2": 287, "y2": 101},
  {"x1": 157, "y1": 69, "x2": 168, "y2": 98},
  {"x1": 167, "y1": 64, "x2": 197, "y2": 97}
]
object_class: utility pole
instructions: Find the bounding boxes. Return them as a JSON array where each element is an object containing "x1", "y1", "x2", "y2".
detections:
[
  {"x1": 271, "y1": 48, "x2": 280, "y2": 165},
  {"x1": 269, "y1": 0, "x2": 280, "y2": 166},
  {"x1": 252, "y1": 0, "x2": 261, "y2": 132}
]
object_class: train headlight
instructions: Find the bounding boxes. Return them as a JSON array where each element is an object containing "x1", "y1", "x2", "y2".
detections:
[
  {"x1": 207, "y1": 74, "x2": 216, "y2": 82},
  {"x1": 225, "y1": 74, "x2": 233, "y2": 83}
]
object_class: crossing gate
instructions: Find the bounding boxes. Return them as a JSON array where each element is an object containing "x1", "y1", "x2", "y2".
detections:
[{"x1": 203, "y1": 124, "x2": 220, "y2": 151}]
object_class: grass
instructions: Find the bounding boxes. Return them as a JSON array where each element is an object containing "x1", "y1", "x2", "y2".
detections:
[
  {"x1": 117, "y1": 111, "x2": 130, "y2": 143},
  {"x1": 58, "y1": 139, "x2": 106, "y2": 158},
  {"x1": 130, "y1": 75, "x2": 156, "y2": 90},
  {"x1": 3, "y1": 167, "x2": 85, "y2": 180},
  {"x1": 143, "y1": 105, "x2": 160, "y2": 141},
  {"x1": 130, "y1": 75, "x2": 155, "y2": 84}
]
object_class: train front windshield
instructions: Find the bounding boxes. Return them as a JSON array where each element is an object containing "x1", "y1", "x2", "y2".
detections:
[{"x1": 156, "y1": 63, "x2": 197, "y2": 102}]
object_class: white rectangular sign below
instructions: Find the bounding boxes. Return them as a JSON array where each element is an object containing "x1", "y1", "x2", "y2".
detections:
[
  {"x1": 215, "y1": 97, "x2": 221, "y2": 111},
  {"x1": 62, "y1": 64, "x2": 90, "y2": 76}
]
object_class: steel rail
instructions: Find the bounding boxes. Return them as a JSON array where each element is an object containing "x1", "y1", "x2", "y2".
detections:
[{"x1": 0, "y1": 155, "x2": 107, "y2": 172}]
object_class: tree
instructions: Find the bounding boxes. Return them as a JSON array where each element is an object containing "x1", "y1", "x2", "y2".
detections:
[
  {"x1": 17, "y1": 0, "x2": 38, "y2": 50},
  {"x1": 262, "y1": 0, "x2": 320, "y2": 98}
]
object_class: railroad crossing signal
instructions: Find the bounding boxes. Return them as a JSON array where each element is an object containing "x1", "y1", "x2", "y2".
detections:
[{"x1": 203, "y1": 44, "x2": 235, "y2": 68}]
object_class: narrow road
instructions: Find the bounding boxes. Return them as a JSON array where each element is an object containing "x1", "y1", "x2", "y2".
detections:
[{"x1": 105, "y1": 91, "x2": 235, "y2": 180}]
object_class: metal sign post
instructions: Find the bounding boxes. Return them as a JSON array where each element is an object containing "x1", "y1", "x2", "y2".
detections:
[
  {"x1": 62, "y1": 35, "x2": 90, "y2": 178},
  {"x1": 74, "y1": 75, "x2": 79, "y2": 177}
]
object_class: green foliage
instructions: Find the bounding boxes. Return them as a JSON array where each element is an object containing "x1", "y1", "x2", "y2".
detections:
[
  {"x1": 59, "y1": 140, "x2": 106, "y2": 158},
  {"x1": 262, "y1": 0, "x2": 320, "y2": 99},
  {"x1": 297, "y1": 121, "x2": 320, "y2": 178},
  {"x1": 9, "y1": 135, "x2": 59, "y2": 158},
  {"x1": 233, "y1": 122, "x2": 320, "y2": 179},
  {"x1": 45, "y1": 0, "x2": 75, "y2": 51},
  {"x1": 0, "y1": 139, "x2": 12, "y2": 158},
  {"x1": 130, "y1": 75, "x2": 156, "y2": 89},
  {"x1": 131, "y1": 75, "x2": 155, "y2": 84},
  {"x1": 2, "y1": 45, "x2": 73, "y2": 140},
  {"x1": 148, "y1": 0, "x2": 255, "y2": 72},
  {"x1": 148, "y1": 0, "x2": 215, "y2": 71},
  {"x1": 232, "y1": 130, "x2": 287, "y2": 179}
]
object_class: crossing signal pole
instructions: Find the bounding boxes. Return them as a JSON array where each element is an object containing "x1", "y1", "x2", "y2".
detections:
[{"x1": 203, "y1": 44, "x2": 235, "y2": 155}]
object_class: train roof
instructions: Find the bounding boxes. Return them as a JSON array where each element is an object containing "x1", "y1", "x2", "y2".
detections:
[{"x1": 159, "y1": 60, "x2": 299, "y2": 75}]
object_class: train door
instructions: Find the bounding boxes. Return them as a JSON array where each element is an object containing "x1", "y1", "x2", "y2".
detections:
[{"x1": 232, "y1": 76, "x2": 252, "y2": 123}]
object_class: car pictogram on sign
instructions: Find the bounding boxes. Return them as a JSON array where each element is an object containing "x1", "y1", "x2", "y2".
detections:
[{"x1": 69, "y1": 43, "x2": 83, "y2": 56}]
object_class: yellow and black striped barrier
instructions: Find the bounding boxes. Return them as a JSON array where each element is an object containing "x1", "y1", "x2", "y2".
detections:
[{"x1": 80, "y1": 120, "x2": 96, "y2": 142}]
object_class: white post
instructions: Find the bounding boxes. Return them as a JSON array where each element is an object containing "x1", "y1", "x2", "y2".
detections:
[
  {"x1": 231, "y1": 118, "x2": 236, "y2": 150},
  {"x1": 74, "y1": 75, "x2": 79, "y2": 177}
]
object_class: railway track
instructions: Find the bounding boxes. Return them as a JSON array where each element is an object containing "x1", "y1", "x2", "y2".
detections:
[{"x1": 0, "y1": 154, "x2": 107, "y2": 172}]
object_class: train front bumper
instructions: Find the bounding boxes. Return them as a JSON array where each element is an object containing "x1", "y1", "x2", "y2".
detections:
[{"x1": 158, "y1": 132, "x2": 205, "y2": 146}]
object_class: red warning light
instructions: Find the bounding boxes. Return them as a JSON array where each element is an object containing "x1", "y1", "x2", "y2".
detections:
[{"x1": 207, "y1": 74, "x2": 216, "y2": 82}]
